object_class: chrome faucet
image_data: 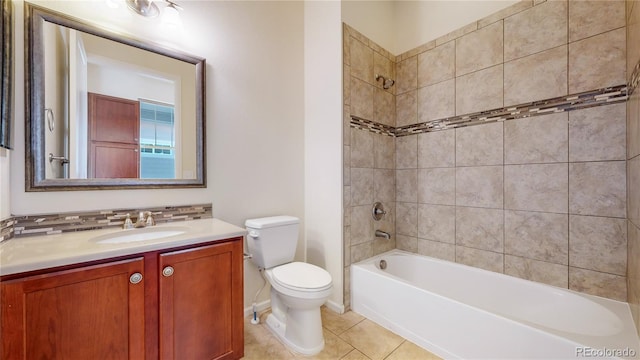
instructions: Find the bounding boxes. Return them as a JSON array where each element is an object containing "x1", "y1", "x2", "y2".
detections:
[
  {"x1": 375, "y1": 230, "x2": 391, "y2": 239},
  {"x1": 135, "y1": 211, "x2": 156, "y2": 228}
]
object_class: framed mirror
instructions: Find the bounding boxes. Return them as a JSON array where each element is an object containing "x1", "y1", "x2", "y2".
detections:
[
  {"x1": 25, "y1": 3, "x2": 206, "y2": 191},
  {"x1": 1, "y1": 0, "x2": 13, "y2": 150}
]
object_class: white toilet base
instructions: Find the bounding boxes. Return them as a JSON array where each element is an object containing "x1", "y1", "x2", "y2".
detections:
[{"x1": 265, "y1": 311, "x2": 325, "y2": 356}]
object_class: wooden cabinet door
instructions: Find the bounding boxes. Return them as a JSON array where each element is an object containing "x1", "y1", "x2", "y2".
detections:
[
  {"x1": 1, "y1": 258, "x2": 146, "y2": 360},
  {"x1": 159, "y1": 239, "x2": 244, "y2": 360}
]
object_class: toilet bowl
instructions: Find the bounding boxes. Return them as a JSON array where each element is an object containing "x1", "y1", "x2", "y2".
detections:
[{"x1": 245, "y1": 216, "x2": 333, "y2": 355}]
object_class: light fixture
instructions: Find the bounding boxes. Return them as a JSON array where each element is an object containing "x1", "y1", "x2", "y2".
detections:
[
  {"x1": 161, "y1": 1, "x2": 183, "y2": 27},
  {"x1": 125, "y1": 0, "x2": 182, "y2": 22}
]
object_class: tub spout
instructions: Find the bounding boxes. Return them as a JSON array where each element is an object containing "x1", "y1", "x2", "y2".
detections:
[{"x1": 375, "y1": 230, "x2": 391, "y2": 239}]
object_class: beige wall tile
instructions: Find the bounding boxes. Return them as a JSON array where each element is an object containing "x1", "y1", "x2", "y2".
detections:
[
  {"x1": 456, "y1": 65, "x2": 503, "y2": 115},
  {"x1": 396, "y1": 234, "x2": 418, "y2": 253},
  {"x1": 504, "y1": 45, "x2": 567, "y2": 106},
  {"x1": 418, "y1": 239, "x2": 456, "y2": 262},
  {"x1": 344, "y1": 64, "x2": 351, "y2": 105},
  {"x1": 504, "y1": 210, "x2": 569, "y2": 264},
  {"x1": 504, "y1": 112, "x2": 568, "y2": 164},
  {"x1": 569, "y1": 0, "x2": 625, "y2": 42},
  {"x1": 374, "y1": 52, "x2": 394, "y2": 90},
  {"x1": 628, "y1": 91, "x2": 640, "y2": 159},
  {"x1": 478, "y1": 0, "x2": 533, "y2": 29},
  {"x1": 396, "y1": 56, "x2": 417, "y2": 95},
  {"x1": 570, "y1": 215, "x2": 627, "y2": 275},
  {"x1": 628, "y1": 0, "x2": 640, "y2": 78},
  {"x1": 396, "y1": 135, "x2": 417, "y2": 169},
  {"x1": 377, "y1": 201, "x2": 395, "y2": 235},
  {"x1": 456, "y1": 166, "x2": 504, "y2": 208},
  {"x1": 418, "y1": 79, "x2": 456, "y2": 122},
  {"x1": 505, "y1": 255, "x2": 569, "y2": 287},
  {"x1": 373, "y1": 237, "x2": 396, "y2": 255},
  {"x1": 344, "y1": 226, "x2": 351, "y2": 266},
  {"x1": 396, "y1": 91, "x2": 418, "y2": 127},
  {"x1": 351, "y1": 241, "x2": 373, "y2": 263},
  {"x1": 344, "y1": 186, "x2": 351, "y2": 211},
  {"x1": 569, "y1": 103, "x2": 626, "y2": 162},
  {"x1": 396, "y1": 202, "x2": 418, "y2": 237},
  {"x1": 350, "y1": 77, "x2": 374, "y2": 120},
  {"x1": 569, "y1": 28, "x2": 626, "y2": 94},
  {"x1": 374, "y1": 169, "x2": 395, "y2": 203},
  {"x1": 418, "y1": 42, "x2": 455, "y2": 88},
  {"x1": 505, "y1": 163, "x2": 568, "y2": 213},
  {"x1": 630, "y1": 156, "x2": 640, "y2": 227},
  {"x1": 455, "y1": 122, "x2": 504, "y2": 166},
  {"x1": 456, "y1": 246, "x2": 504, "y2": 273},
  {"x1": 350, "y1": 37, "x2": 373, "y2": 84},
  {"x1": 374, "y1": 88, "x2": 395, "y2": 127},
  {"x1": 435, "y1": 22, "x2": 478, "y2": 47},
  {"x1": 569, "y1": 161, "x2": 626, "y2": 218},
  {"x1": 351, "y1": 168, "x2": 374, "y2": 206},
  {"x1": 456, "y1": 207, "x2": 504, "y2": 252},
  {"x1": 417, "y1": 204, "x2": 455, "y2": 243},
  {"x1": 344, "y1": 106, "x2": 351, "y2": 146},
  {"x1": 343, "y1": 24, "x2": 351, "y2": 66},
  {"x1": 374, "y1": 134, "x2": 394, "y2": 169},
  {"x1": 396, "y1": 169, "x2": 418, "y2": 203},
  {"x1": 344, "y1": 145, "x2": 351, "y2": 184},
  {"x1": 456, "y1": 21, "x2": 503, "y2": 76},
  {"x1": 569, "y1": 267, "x2": 627, "y2": 301},
  {"x1": 418, "y1": 130, "x2": 455, "y2": 168},
  {"x1": 504, "y1": 0, "x2": 567, "y2": 61},
  {"x1": 351, "y1": 205, "x2": 373, "y2": 246},
  {"x1": 351, "y1": 129, "x2": 374, "y2": 168},
  {"x1": 418, "y1": 168, "x2": 456, "y2": 205}
]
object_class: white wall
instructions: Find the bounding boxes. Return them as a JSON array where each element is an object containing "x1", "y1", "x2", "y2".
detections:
[
  {"x1": 304, "y1": 1, "x2": 344, "y2": 312},
  {"x1": 394, "y1": 0, "x2": 518, "y2": 54},
  {"x1": 12, "y1": 0, "x2": 305, "y2": 309},
  {"x1": 342, "y1": 0, "x2": 518, "y2": 55}
]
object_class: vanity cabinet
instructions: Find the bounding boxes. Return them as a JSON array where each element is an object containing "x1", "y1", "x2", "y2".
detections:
[{"x1": 0, "y1": 237, "x2": 244, "y2": 360}]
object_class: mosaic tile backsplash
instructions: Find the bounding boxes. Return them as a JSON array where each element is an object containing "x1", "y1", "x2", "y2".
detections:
[{"x1": 0, "y1": 204, "x2": 212, "y2": 241}]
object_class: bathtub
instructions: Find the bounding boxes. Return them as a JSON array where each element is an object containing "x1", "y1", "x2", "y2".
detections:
[{"x1": 351, "y1": 250, "x2": 640, "y2": 360}]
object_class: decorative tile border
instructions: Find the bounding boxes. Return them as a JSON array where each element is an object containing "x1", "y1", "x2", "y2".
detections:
[
  {"x1": 1, "y1": 204, "x2": 212, "y2": 240},
  {"x1": 629, "y1": 60, "x2": 640, "y2": 96},
  {"x1": 0, "y1": 218, "x2": 15, "y2": 242},
  {"x1": 351, "y1": 85, "x2": 628, "y2": 137}
]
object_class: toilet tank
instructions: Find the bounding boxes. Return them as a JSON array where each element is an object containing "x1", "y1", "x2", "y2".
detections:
[{"x1": 245, "y1": 216, "x2": 299, "y2": 269}]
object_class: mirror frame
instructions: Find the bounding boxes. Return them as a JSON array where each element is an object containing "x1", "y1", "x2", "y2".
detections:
[
  {"x1": 1, "y1": 0, "x2": 13, "y2": 150},
  {"x1": 25, "y1": 3, "x2": 206, "y2": 191}
]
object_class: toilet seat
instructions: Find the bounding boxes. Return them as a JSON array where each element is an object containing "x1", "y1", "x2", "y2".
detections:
[{"x1": 271, "y1": 262, "x2": 332, "y2": 292}]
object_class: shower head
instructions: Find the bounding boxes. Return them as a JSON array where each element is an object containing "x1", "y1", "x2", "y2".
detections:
[{"x1": 375, "y1": 74, "x2": 395, "y2": 90}]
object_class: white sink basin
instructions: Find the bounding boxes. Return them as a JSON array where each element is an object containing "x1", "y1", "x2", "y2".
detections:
[{"x1": 91, "y1": 226, "x2": 189, "y2": 244}]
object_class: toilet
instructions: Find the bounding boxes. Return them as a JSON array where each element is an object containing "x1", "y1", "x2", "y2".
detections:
[{"x1": 245, "y1": 216, "x2": 332, "y2": 356}]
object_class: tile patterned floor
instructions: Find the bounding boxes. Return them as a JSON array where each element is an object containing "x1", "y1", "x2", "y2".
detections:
[{"x1": 243, "y1": 307, "x2": 442, "y2": 360}]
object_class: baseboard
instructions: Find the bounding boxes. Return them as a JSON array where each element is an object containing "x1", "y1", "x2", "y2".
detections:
[
  {"x1": 324, "y1": 299, "x2": 345, "y2": 314},
  {"x1": 243, "y1": 299, "x2": 271, "y2": 318}
]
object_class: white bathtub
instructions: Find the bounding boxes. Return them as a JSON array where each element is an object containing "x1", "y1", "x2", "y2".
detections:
[{"x1": 351, "y1": 250, "x2": 640, "y2": 360}]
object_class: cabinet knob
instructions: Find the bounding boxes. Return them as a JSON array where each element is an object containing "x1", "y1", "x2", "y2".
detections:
[
  {"x1": 129, "y1": 272, "x2": 143, "y2": 284},
  {"x1": 162, "y1": 266, "x2": 174, "y2": 277}
]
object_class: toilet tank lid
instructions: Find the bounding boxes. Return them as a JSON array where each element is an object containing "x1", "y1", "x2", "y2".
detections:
[{"x1": 245, "y1": 216, "x2": 299, "y2": 229}]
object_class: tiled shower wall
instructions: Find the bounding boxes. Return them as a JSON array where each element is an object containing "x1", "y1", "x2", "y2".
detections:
[
  {"x1": 344, "y1": 0, "x2": 631, "y2": 306},
  {"x1": 343, "y1": 24, "x2": 397, "y2": 309},
  {"x1": 626, "y1": 0, "x2": 640, "y2": 337}
]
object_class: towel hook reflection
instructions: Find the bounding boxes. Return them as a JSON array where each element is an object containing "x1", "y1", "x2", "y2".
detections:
[{"x1": 49, "y1": 153, "x2": 69, "y2": 165}]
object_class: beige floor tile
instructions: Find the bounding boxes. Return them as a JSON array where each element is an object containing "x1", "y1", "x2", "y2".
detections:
[
  {"x1": 341, "y1": 349, "x2": 372, "y2": 360},
  {"x1": 385, "y1": 340, "x2": 443, "y2": 360},
  {"x1": 321, "y1": 307, "x2": 365, "y2": 335},
  {"x1": 293, "y1": 329, "x2": 354, "y2": 360},
  {"x1": 338, "y1": 319, "x2": 404, "y2": 360},
  {"x1": 244, "y1": 317, "x2": 295, "y2": 360}
]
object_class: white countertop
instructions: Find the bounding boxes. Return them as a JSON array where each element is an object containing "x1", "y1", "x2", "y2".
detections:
[{"x1": 0, "y1": 218, "x2": 247, "y2": 276}]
